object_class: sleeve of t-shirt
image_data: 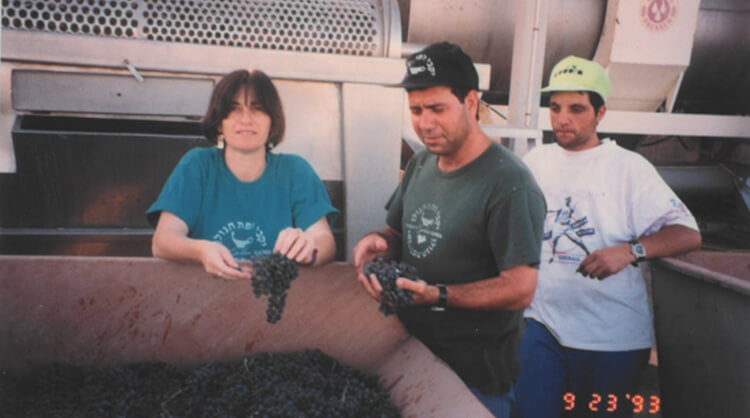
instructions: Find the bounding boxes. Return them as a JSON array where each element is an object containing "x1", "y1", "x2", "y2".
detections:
[
  {"x1": 288, "y1": 155, "x2": 340, "y2": 230},
  {"x1": 487, "y1": 185, "x2": 547, "y2": 271},
  {"x1": 385, "y1": 154, "x2": 422, "y2": 233},
  {"x1": 145, "y1": 149, "x2": 205, "y2": 230},
  {"x1": 628, "y1": 155, "x2": 699, "y2": 237},
  {"x1": 521, "y1": 146, "x2": 550, "y2": 188},
  {"x1": 521, "y1": 146, "x2": 541, "y2": 173},
  {"x1": 384, "y1": 185, "x2": 404, "y2": 234}
]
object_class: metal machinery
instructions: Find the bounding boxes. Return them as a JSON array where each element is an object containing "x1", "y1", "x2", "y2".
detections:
[
  {"x1": 1, "y1": 0, "x2": 750, "y2": 416},
  {"x1": 400, "y1": 0, "x2": 750, "y2": 250},
  {"x1": 1, "y1": 0, "x2": 749, "y2": 258},
  {"x1": 1, "y1": 0, "x2": 409, "y2": 259}
]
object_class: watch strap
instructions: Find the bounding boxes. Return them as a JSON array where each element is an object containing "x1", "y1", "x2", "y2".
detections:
[{"x1": 431, "y1": 284, "x2": 447, "y2": 312}]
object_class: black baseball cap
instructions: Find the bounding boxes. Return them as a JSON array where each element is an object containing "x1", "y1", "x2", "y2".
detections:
[{"x1": 399, "y1": 41, "x2": 479, "y2": 90}]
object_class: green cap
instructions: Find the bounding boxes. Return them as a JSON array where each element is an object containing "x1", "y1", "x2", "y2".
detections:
[{"x1": 540, "y1": 55, "x2": 611, "y2": 103}]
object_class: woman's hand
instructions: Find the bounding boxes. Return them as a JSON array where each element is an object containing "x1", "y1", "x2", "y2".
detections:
[
  {"x1": 274, "y1": 227, "x2": 317, "y2": 264},
  {"x1": 198, "y1": 240, "x2": 253, "y2": 280},
  {"x1": 152, "y1": 211, "x2": 251, "y2": 280}
]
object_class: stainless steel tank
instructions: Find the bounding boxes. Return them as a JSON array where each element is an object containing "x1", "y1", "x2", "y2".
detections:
[
  {"x1": 674, "y1": 0, "x2": 750, "y2": 115},
  {"x1": 650, "y1": 252, "x2": 750, "y2": 418},
  {"x1": 398, "y1": 0, "x2": 750, "y2": 115}
]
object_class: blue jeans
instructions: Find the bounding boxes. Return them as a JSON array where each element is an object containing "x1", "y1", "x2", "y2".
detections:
[
  {"x1": 470, "y1": 385, "x2": 515, "y2": 417},
  {"x1": 514, "y1": 319, "x2": 650, "y2": 418}
]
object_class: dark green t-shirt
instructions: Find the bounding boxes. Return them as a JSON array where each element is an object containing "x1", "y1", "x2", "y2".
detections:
[{"x1": 386, "y1": 141, "x2": 546, "y2": 395}]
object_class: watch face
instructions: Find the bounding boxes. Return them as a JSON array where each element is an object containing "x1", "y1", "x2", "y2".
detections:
[{"x1": 631, "y1": 242, "x2": 646, "y2": 259}]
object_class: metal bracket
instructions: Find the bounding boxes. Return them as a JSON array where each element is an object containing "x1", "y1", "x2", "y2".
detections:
[{"x1": 123, "y1": 59, "x2": 144, "y2": 82}]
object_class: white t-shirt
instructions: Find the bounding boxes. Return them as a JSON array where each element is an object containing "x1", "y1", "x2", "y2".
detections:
[{"x1": 522, "y1": 139, "x2": 698, "y2": 351}]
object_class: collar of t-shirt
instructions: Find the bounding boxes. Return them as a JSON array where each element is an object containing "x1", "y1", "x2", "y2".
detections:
[{"x1": 553, "y1": 137, "x2": 615, "y2": 161}]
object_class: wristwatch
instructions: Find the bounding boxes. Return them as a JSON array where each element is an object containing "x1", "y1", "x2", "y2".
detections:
[
  {"x1": 430, "y1": 284, "x2": 447, "y2": 312},
  {"x1": 629, "y1": 240, "x2": 647, "y2": 266}
]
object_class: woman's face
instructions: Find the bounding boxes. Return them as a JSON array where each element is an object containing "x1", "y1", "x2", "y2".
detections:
[{"x1": 219, "y1": 88, "x2": 272, "y2": 154}]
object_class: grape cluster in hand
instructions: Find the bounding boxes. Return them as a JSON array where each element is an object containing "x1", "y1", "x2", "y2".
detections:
[
  {"x1": 250, "y1": 253, "x2": 300, "y2": 324},
  {"x1": 363, "y1": 257, "x2": 418, "y2": 316}
]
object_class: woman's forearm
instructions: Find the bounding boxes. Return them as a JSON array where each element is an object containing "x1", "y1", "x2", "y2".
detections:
[
  {"x1": 305, "y1": 216, "x2": 337, "y2": 265},
  {"x1": 152, "y1": 228, "x2": 209, "y2": 264}
]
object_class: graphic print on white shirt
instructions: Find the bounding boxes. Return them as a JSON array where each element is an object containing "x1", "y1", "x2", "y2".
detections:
[
  {"x1": 642, "y1": 197, "x2": 694, "y2": 237},
  {"x1": 543, "y1": 196, "x2": 596, "y2": 265},
  {"x1": 405, "y1": 203, "x2": 443, "y2": 259},
  {"x1": 522, "y1": 140, "x2": 701, "y2": 350},
  {"x1": 213, "y1": 221, "x2": 269, "y2": 259}
]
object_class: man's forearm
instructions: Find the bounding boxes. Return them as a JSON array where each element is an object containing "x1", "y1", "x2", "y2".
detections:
[
  {"x1": 640, "y1": 224, "x2": 702, "y2": 260},
  {"x1": 420, "y1": 264, "x2": 538, "y2": 311}
]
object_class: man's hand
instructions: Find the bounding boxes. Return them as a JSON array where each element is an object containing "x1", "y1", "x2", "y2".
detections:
[
  {"x1": 361, "y1": 275, "x2": 440, "y2": 307},
  {"x1": 353, "y1": 228, "x2": 403, "y2": 301},
  {"x1": 352, "y1": 233, "x2": 391, "y2": 300},
  {"x1": 396, "y1": 278, "x2": 440, "y2": 305},
  {"x1": 577, "y1": 243, "x2": 634, "y2": 280},
  {"x1": 352, "y1": 233, "x2": 390, "y2": 274},
  {"x1": 360, "y1": 271, "x2": 384, "y2": 301}
]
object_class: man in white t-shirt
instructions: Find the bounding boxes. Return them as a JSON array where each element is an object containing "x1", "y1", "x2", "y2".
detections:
[{"x1": 514, "y1": 56, "x2": 702, "y2": 418}]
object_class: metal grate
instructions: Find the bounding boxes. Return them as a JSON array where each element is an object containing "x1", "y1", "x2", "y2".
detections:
[{"x1": 1, "y1": 0, "x2": 387, "y2": 56}]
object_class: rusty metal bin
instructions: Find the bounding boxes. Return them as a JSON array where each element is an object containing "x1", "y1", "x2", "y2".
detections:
[
  {"x1": 0, "y1": 256, "x2": 492, "y2": 417},
  {"x1": 650, "y1": 251, "x2": 750, "y2": 418}
]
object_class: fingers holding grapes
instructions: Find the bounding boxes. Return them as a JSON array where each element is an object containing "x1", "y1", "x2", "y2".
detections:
[{"x1": 274, "y1": 227, "x2": 317, "y2": 264}]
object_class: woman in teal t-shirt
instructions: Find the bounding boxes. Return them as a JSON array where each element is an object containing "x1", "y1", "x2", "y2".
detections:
[{"x1": 147, "y1": 70, "x2": 338, "y2": 280}]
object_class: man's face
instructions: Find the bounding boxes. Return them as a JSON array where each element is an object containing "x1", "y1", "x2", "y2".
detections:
[
  {"x1": 549, "y1": 91, "x2": 605, "y2": 152},
  {"x1": 408, "y1": 86, "x2": 474, "y2": 157}
]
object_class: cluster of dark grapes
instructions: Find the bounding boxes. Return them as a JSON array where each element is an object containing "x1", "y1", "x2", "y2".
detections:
[
  {"x1": 250, "y1": 253, "x2": 300, "y2": 324},
  {"x1": 363, "y1": 257, "x2": 418, "y2": 316},
  {"x1": 0, "y1": 350, "x2": 401, "y2": 417}
]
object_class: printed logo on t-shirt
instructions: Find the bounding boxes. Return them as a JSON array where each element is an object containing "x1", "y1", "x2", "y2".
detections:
[
  {"x1": 543, "y1": 197, "x2": 595, "y2": 264},
  {"x1": 405, "y1": 203, "x2": 443, "y2": 259},
  {"x1": 213, "y1": 221, "x2": 269, "y2": 260}
]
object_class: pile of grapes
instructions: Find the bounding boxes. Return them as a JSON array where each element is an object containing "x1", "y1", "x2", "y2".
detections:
[
  {"x1": 250, "y1": 253, "x2": 300, "y2": 324},
  {"x1": 363, "y1": 258, "x2": 418, "y2": 316},
  {"x1": 0, "y1": 349, "x2": 401, "y2": 417}
]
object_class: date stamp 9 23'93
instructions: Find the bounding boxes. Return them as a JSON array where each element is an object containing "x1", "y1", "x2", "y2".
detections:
[{"x1": 563, "y1": 392, "x2": 661, "y2": 415}]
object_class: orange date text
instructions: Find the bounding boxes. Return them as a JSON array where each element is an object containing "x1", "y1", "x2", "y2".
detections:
[{"x1": 563, "y1": 392, "x2": 661, "y2": 414}]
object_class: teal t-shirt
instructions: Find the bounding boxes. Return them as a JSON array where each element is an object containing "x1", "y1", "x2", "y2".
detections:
[
  {"x1": 386, "y1": 141, "x2": 546, "y2": 395},
  {"x1": 147, "y1": 147, "x2": 339, "y2": 260}
]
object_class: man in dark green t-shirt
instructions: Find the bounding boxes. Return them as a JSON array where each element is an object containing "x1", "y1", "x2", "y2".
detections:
[{"x1": 352, "y1": 42, "x2": 546, "y2": 417}]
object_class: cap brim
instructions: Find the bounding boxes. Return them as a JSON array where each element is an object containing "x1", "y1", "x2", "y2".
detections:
[
  {"x1": 398, "y1": 79, "x2": 444, "y2": 89},
  {"x1": 540, "y1": 83, "x2": 606, "y2": 102},
  {"x1": 540, "y1": 83, "x2": 589, "y2": 94},
  {"x1": 397, "y1": 79, "x2": 479, "y2": 90}
]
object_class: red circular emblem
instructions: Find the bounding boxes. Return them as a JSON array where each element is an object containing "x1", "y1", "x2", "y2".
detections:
[{"x1": 640, "y1": 0, "x2": 677, "y2": 32}]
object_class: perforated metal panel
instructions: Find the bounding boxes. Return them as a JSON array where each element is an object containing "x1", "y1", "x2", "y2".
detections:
[{"x1": 1, "y1": 0, "x2": 391, "y2": 56}]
